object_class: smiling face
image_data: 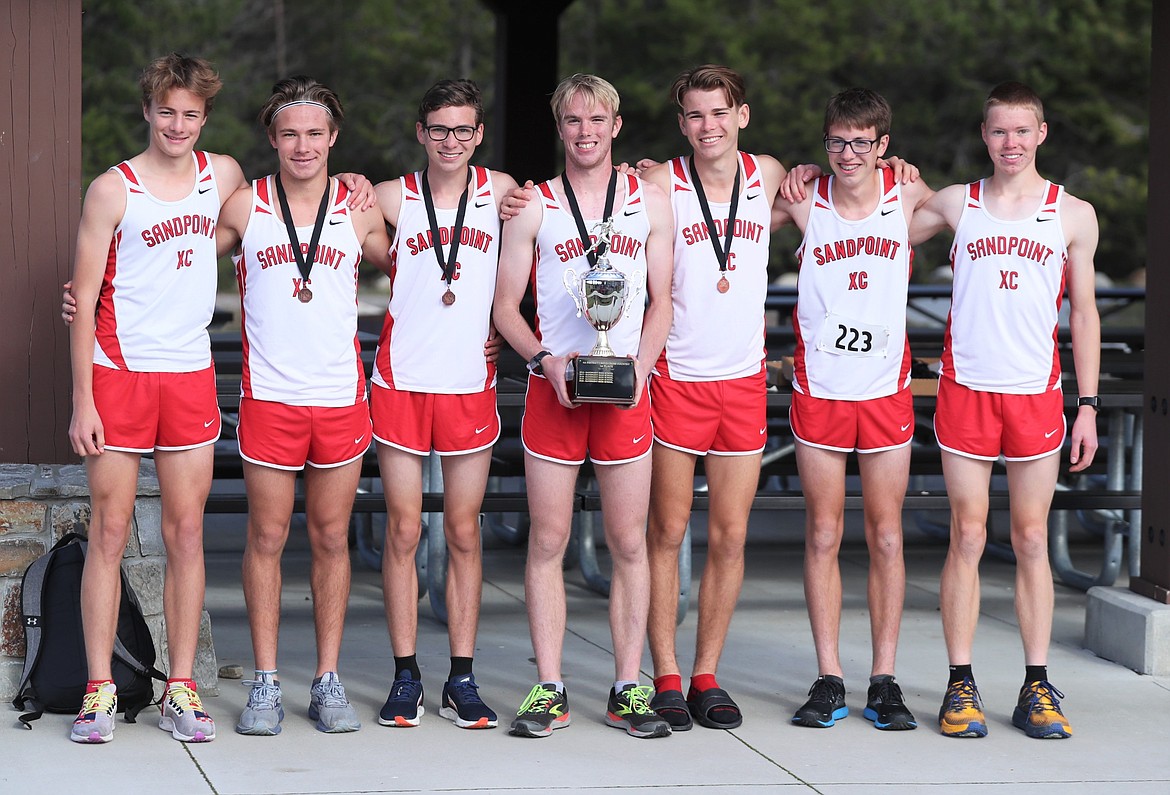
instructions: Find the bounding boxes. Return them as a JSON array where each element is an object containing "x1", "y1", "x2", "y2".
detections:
[
  {"x1": 417, "y1": 104, "x2": 483, "y2": 175},
  {"x1": 556, "y1": 91, "x2": 621, "y2": 171},
  {"x1": 981, "y1": 104, "x2": 1047, "y2": 176},
  {"x1": 144, "y1": 88, "x2": 209, "y2": 159},
  {"x1": 824, "y1": 123, "x2": 889, "y2": 187},
  {"x1": 268, "y1": 104, "x2": 337, "y2": 182},
  {"x1": 678, "y1": 87, "x2": 748, "y2": 161}
]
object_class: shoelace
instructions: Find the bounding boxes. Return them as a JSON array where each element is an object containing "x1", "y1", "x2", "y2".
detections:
[
  {"x1": 807, "y1": 677, "x2": 843, "y2": 702},
  {"x1": 313, "y1": 678, "x2": 350, "y2": 708},
  {"x1": 1021, "y1": 681, "x2": 1065, "y2": 715},
  {"x1": 517, "y1": 685, "x2": 557, "y2": 714},
  {"x1": 872, "y1": 679, "x2": 905, "y2": 706},
  {"x1": 449, "y1": 677, "x2": 484, "y2": 705},
  {"x1": 242, "y1": 679, "x2": 282, "y2": 710},
  {"x1": 621, "y1": 685, "x2": 656, "y2": 715},
  {"x1": 946, "y1": 678, "x2": 982, "y2": 712},
  {"x1": 166, "y1": 683, "x2": 204, "y2": 713},
  {"x1": 390, "y1": 677, "x2": 423, "y2": 701},
  {"x1": 80, "y1": 686, "x2": 116, "y2": 718}
]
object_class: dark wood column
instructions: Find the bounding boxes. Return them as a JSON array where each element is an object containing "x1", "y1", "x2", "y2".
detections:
[
  {"x1": 0, "y1": 0, "x2": 81, "y2": 464},
  {"x1": 1133, "y1": 1, "x2": 1170, "y2": 603}
]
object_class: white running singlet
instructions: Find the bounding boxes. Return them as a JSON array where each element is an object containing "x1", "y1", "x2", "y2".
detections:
[
  {"x1": 372, "y1": 166, "x2": 498, "y2": 393},
  {"x1": 531, "y1": 174, "x2": 649, "y2": 359},
  {"x1": 234, "y1": 176, "x2": 366, "y2": 406},
  {"x1": 942, "y1": 180, "x2": 1069, "y2": 394},
  {"x1": 95, "y1": 151, "x2": 219, "y2": 372},
  {"x1": 792, "y1": 169, "x2": 913, "y2": 400},
  {"x1": 659, "y1": 153, "x2": 770, "y2": 381}
]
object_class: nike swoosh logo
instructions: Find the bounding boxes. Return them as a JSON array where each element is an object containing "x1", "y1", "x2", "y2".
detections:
[
  {"x1": 475, "y1": 200, "x2": 491, "y2": 208},
  {"x1": 329, "y1": 218, "x2": 344, "y2": 225},
  {"x1": 900, "y1": 423, "x2": 911, "y2": 432},
  {"x1": 1037, "y1": 217, "x2": 1054, "y2": 222},
  {"x1": 203, "y1": 419, "x2": 215, "y2": 428},
  {"x1": 632, "y1": 434, "x2": 646, "y2": 444},
  {"x1": 198, "y1": 187, "x2": 213, "y2": 194},
  {"x1": 759, "y1": 427, "x2": 767, "y2": 435},
  {"x1": 881, "y1": 208, "x2": 897, "y2": 216},
  {"x1": 1044, "y1": 429, "x2": 1059, "y2": 438},
  {"x1": 623, "y1": 209, "x2": 639, "y2": 216},
  {"x1": 475, "y1": 425, "x2": 491, "y2": 434},
  {"x1": 746, "y1": 192, "x2": 759, "y2": 200}
]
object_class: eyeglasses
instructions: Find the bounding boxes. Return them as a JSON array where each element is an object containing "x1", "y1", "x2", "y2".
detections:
[
  {"x1": 823, "y1": 136, "x2": 879, "y2": 154},
  {"x1": 425, "y1": 125, "x2": 477, "y2": 142}
]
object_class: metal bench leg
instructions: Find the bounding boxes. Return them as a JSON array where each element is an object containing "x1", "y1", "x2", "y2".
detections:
[
  {"x1": 423, "y1": 451, "x2": 448, "y2": 624},
  {"x1": 676, "y1": 521, "x2": 692, "y2": 625},
  {"x1": 576, "y1": 503, "x2": 611, "y2": 597},
  {"x1": 482, "y1": 475, "x2": 527, "y2": 546},
  {"x1": 353, "y1": 476, "x2": 385, "y2": 572}
]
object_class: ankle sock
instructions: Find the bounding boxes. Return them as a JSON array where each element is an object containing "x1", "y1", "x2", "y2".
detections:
[
  {"x1": 654, "y1": 674, "x2": 683, "y2": 694},
  {"x1": 448, "y1": 656, "x2": 473, "y2": 680},
  {"x1": 394, "y1": 655, "x2": 421, "y2": 681},
  {"x1": 690, "y1": 673, "x2": 719, "y2": 693},
  {"x1": 1025, "y1": 665, "x2": 1048, "y2": 685},
  {"x1": 948, "y1": 664, "x2": 973, "y2": 686}
]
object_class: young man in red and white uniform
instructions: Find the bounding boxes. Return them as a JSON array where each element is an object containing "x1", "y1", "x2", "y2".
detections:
[
  {"x1": 67, "y1": 54, "x2": 248, "y2": 746},
  {"x1": 911, "y1": 81, "x2": 1100, "y2": 740},
  {"x1": 638, "y1": 65, "x2": 785, "y2": 732},
  {"x1": 493, "y1": 74, "x2": 675, "y2": 739},
  {"x1": 217, "y1": 77, "x2": 391, "y2": 737},
  {"x1": 370, "y1": 80, "x2": 517, "y2": 731},
  {"x1": 775, "y1": 88, "x2": 934, "y2": 733}
]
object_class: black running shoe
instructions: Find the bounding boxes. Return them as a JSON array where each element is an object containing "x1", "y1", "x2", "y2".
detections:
[
  {"x1": 863, "y1": 676, "x2": 917, "y2": 731},
  {"x1": 605, "y1": 684, "x2": 671, "y2": 738},
  {"x1": 510, "y1": 683, "x2": 570, "y2": 738},
  {"x1": 792, "y1": 675, "x2": 848, "y2": 728}
]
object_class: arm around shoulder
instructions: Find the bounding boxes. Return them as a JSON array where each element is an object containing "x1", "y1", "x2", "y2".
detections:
[
  {"x1": 908, "y1": 183, "x2": 963, "y2": 245},
  {"x1": 209, "y1": 153, "x2": 248, "y2": 198}
]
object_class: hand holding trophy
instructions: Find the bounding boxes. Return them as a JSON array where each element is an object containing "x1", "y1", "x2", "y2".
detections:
[{"x1": 562, "y1": 218, "x2": 645, "y2": 404}]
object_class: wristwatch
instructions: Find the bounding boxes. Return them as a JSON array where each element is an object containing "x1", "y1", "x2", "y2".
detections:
[
  {"x1": 527, "y1": 350, "x2": 553, "y2": 375},
  {"x1": 1077, "y1": 395, "x2": 1101, "y2": 411}
]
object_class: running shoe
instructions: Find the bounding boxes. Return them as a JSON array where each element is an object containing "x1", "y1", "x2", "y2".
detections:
[
  {"x1": 379, "y1": 671, "x2": 425, "y2": 727},
  {"x1": 71, "y1": 681, "x2": 117, "y2": 744},
  {"x1": 938, "y1": 675, "x2": 987, "y2": 738},
  {"x1": 792, "y1": 675, "x2": 848, "y2": 728},
  {"x1": 605, "y1": 684, "x2": 671, "y2": 739},
  {"x1": 236, "y1": 677, "x2": 284, "y2": 736},
  {"x1": 863, "y1": 676, "x2": 917, "y2": 731},
  {"x1": 509, "y1": 683, "x2": 571, "y2": 737},
  {"x1": 309, "y1": 672, "x2": 361, "y2": 733},
  {"x1": 439, "y1": 673, "x2": 498, "y2": 729},
  {"x1": 159, "y1": 680, "x2": 216, "y2": 742},
  {"x1": 1012, "y1": 680, "x2": 1072, "y2": 739}
]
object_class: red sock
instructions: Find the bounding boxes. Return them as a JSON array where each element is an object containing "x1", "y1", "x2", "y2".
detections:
[
  {"x1": 690, "y1": 673, "x2": 719, "y2": 693},
  {"x1": 86, "y1": 679, "x2": 113, "y2": 693},
  {"x1": 166, "y1": 677, "x2": 196, "y2": 691},
  {"x1": 654, "y1": 674, "x2": 683, "y2": 694}
]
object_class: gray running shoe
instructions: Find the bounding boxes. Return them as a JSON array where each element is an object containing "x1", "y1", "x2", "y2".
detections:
[
  {"x1": 159, "y1": 680, "x2": 216, "y2": 742},
  {"x1": 236, "y1": 677, "x2": 285, "y2": 736},
  {"x1": 309, "y1": 672, "x2": 361, "y2": 733},
  {"x1": 71, "y1": 682, "x2": 117, "y2": 743}
]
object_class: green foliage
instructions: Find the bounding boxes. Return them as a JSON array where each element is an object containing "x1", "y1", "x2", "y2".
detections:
[{"x1": 81, "y1": 0, "x2": 1151, "y2": 280}]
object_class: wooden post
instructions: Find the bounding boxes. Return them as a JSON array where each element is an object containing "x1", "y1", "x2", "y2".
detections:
[{"x1": 0, "y1": 0, "x2": 81, "y2": 465}]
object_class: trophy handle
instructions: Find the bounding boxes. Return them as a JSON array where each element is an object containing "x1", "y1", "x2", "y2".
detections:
[
  {"x1": 630, "y1": 270, "x2": 646, "y2": 304},
  {"x1": 562, "y1": 269, "x2": 584, "y2": 317}
]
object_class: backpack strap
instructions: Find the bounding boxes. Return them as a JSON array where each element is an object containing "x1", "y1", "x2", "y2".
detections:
[
  {"x1": 111, "y1": 635, "x2": 167, "y2": 722},
  {"x1": 13, "y1": 533, "x2": 88, "y2": 727}
]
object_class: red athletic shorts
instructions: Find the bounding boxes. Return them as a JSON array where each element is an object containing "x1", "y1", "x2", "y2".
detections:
[
  {"x1": 370, "y1": 383, "x2": 500, "y2": 456},
  {"x1": 934, "y1": 377, "x2": 1065, "y2": 461},
  {"x1": 92, "y1": 364, "x2": 220, "y2": 453},
  {"x1": 238, "y1": 398, "x2": 372, "y2": 470},
  {"x1": 521, "y1": 374, "x2": 652, "y2": 465},
  {"x1": 650, "y1": 368, "x2": 767, "y2": 455},
  {"x1": 790, "y1": 387, "x2": 914, "y2": 454}
]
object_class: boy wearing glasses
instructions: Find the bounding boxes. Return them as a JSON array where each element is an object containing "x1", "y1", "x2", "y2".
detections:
[
  {"x1": 370, "y1": 80, "x2": 517, "y2": 730},
  {"x1": 774, "y1": 88, "x2": 934, "y2": 732}
]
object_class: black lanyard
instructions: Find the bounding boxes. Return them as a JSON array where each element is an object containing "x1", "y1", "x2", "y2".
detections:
[
  {"x1": 274, "y1": 174, "x2": 331, "y2": 299},
  {"x1": 688, "y1": 156, "x2": 740, "y2": 274},
  {"x1": 561, "y1": 168, "x2": 618, "y2": 267},
  {"x1": 421, "y1": 166, "x2": 471, "y2": 293}
]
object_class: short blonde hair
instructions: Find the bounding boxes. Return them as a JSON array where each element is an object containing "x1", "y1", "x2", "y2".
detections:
[
  {"x1": 983, "y1": 81, "x2": 1045, "y2": 126},
  {"x1": 140, "y1": 53, "x2": 222, "y2": 113},
  {"x1": 550, "y1": 74, "x2": 620, "y2": 123}
]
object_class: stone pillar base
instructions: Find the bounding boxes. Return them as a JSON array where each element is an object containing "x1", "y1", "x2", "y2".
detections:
[
  {"x1": 1084, "y1": 586, "x2": 1170, "y2": 676},
  {"x1": 0, "y1": 462, "x2": 218, "y2": 701}
]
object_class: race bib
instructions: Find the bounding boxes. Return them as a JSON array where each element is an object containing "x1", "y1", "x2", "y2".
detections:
[{"x1": 815, "y1": 312, "x2": 890, "y2": 358}]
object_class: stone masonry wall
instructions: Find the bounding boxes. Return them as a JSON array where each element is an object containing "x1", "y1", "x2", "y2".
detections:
[{"x1": 0, "y1": 461, "x2": 218, "y2": 705}]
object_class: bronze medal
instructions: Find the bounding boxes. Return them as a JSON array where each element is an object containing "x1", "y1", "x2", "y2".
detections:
[
  {"x1": 298, "y1": 287, "x2": 313, "y2": 303},
  {"x1": 717, "y1": 276, "x2": 730, "y2": 294},
  {"x1": 442, "y1": 288, "x2": 456, "y2": 306}
]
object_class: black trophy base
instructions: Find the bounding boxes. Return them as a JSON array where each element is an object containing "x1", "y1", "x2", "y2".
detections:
[{"x1": 569, "y1": 355, "x2": 636, "y2": 405}]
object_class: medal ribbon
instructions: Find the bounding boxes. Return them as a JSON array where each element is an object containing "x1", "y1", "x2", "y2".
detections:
[
  {"x1": 421, "y1": 166, "x2": 471, "y2": 289},
  {"x1": 561, "y1": 168, "x2": 618, "y2": 267},
  {"x1": 274, "y1": 173, "x2": 332, "y2": 291},
  {"x1": 688, "y1": 156, "x2": 740, "y2": 274}
]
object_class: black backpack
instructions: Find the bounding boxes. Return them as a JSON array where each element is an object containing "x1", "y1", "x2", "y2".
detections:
[{"x1": 13, "y1": 532, "x2": 166, "y2": 728}]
